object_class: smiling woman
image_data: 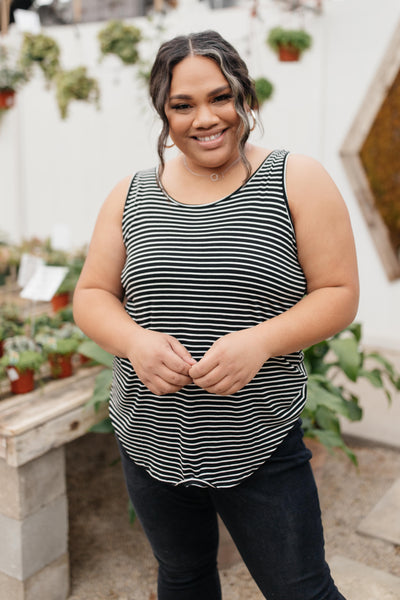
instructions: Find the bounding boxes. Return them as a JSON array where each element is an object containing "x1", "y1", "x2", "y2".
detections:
[{"x1": 73, "y1": 30, "x2": 358, "y2": 600}]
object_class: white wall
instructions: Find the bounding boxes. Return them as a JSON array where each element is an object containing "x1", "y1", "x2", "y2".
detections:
[{"x1": 1, "y1": 0, "x2": 400, "y2": 349}]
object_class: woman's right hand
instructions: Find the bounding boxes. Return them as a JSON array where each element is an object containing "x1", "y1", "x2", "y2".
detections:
[{"x1": 127, "y1": 328, "x2": 197, "y2": 396}]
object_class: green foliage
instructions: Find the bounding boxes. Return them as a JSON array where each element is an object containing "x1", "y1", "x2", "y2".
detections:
[
  {"x1": 0, "y1": 336, "x2": 44, "y2": 372},
  {"x1": 19, "y1": 33, "x2": 60, "y2": 82},
  {"x1": 35, "y1": 323, "x2": 84, "y2": 356},
  {"x1": 98, "y1": 20, "x2": 142, "y2": 65},
  {"x1": 55, "y1": 66, "x2": 100, "y2": 119},
  {"x1": 267, "y1": 27, "x2": 312, "y2": 54},
  {"x1": 254, "y1": 77, "x2": 274, "y2": 106},
  {"x1": 302, "y1": 323, "x2": 400, "y2": 464},
  {"x1": 0, "y1": 45, "x2": 27, "y2": 92}
]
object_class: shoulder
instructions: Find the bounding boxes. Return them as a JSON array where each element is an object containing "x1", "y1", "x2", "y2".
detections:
[{"x1": 285, "y1": 153, "x2": 338, "y2": 192}]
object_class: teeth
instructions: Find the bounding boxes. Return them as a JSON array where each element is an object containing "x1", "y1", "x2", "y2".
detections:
[{"x1": 197, "y1": 133, "x2": 221, "y2": 142}]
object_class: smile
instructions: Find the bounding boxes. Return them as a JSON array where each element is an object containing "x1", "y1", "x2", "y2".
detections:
[{"x1": 194, "y1": 131, "x2": 225, "y2": 142}]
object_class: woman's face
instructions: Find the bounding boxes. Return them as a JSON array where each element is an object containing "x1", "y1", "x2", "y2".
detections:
[{"x1": 164, "y1": 55, "x2": 241, "y2": 171}]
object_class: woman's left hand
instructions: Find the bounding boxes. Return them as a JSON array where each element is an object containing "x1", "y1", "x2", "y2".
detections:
[{"x1": 189, "y1": 327, "x2": 268, "y2": 395}]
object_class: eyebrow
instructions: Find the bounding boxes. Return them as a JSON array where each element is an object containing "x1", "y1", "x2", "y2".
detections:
[{"x1": 169, "y1": 85, "x2": 231, "y2": 101}]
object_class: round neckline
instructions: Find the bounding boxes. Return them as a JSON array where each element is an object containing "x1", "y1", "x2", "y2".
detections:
[{"x1": 155, "y1": 150, "x2": 276, "y2": 208}]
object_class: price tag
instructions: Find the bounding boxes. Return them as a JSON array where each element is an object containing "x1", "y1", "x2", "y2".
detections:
[
  {"x1": 18, "y1": 254, "x2": 45, "y2": 288},
  {"x1": 7, "y1": 368, "x2": 20, "y2": 382},
  {"x1": 20, "y1": 265, "x2": 69, "y2": 302}
]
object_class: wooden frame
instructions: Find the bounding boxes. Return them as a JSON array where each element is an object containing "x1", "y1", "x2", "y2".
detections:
[{"x1": 340, "y1": 22, "x2": 400, "y2": 281}]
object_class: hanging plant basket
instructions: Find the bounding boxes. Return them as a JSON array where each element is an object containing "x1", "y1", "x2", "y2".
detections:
[
  {"x1": 0, "y1": 89, "x2": 16, "y2": 109},
  {"x1": 278, "y1": 45, "x2": 301, "y2": 62},
  {"x1": 19, "y1": 33, "x2": 61, "y2": 83},
  {"x1": 55, "y1": 66, "x2": 100, "y2": 119},
  {"x1": 267, "y1": 27, "x2": 312, "y2": 62},
  {"x1": 7, "y1": 366, "x2": 35, "y2": 394},
  {"x1": 98, "y1": 20, "x2": 142, "y2": 65},
  {"x1": 48, "y1": 352, "x2": 73, "y2": 379}
]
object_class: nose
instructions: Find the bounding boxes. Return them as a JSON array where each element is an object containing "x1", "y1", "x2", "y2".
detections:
[{"x1": 192, "y1": 104, "x2": 219, "y2": 129}]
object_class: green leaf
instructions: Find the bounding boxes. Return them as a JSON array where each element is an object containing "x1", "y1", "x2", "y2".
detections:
[
  {"x1": 329, "y1": 337, "x2": 361, "y2": 381},
  {"x1": 128, "y1": 499, "x2": 136, "y2": 525},
  {"x1": 311, "y1": 429, "x2": 358, "y2": 466},
  {"x1": 78, "y1": 340, "x2": 113, "y2": 368},
  {"x1": 90, "y1": 417, "x2": 114, "y2": 433},
  {"x1": 359, "y1": 368, "x2": 383, "y2": 388},
  {"x1": 87, "y1": 368, "x2": 113, "y2": 409}
]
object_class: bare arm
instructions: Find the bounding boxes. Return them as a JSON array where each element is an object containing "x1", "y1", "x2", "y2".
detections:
[
  {"x1": 190, "y1": 154, "x2": 359, "y2": 394},
  {"x1": 73, "y1": 176, "x2": 195, "y2": 395}
]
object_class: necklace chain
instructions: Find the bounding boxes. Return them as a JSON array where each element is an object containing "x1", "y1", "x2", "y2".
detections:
[{"x1": 182, "y1": 155, "x2": 240, "y2": 182}]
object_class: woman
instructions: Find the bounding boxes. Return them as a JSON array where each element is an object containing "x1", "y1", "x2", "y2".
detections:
[{"x1": 73, "y1": 30, "x2": 359, "y2": 600}]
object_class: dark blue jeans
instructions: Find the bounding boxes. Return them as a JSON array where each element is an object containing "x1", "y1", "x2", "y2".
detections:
[{"x1": 117, "y1": 421, "x2": 346, "y2": 600}]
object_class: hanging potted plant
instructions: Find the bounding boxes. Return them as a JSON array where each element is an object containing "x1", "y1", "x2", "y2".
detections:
[
  {"x1": 36, "y1": 323, "x2": 82, "y2": 378},
  {"x1": 267, "y1": 27, "x2": 312, "y2": 62},
  {"x1": 55, "y1": 66, "x2": 100, "y2": 119},
  {"x1": 0, "y1": 46, "x2": 27, "y2": 111},
  {"x1": 254, "y1": 76, "x2": 274, "y2": 106},
  {"x1": 0, "y1": 336, "x2": 44, "y2": 394},
  {"x1": 19, "y1": 33, "x2": 61, "y2": 84},
  {"x1": 98, "y1": 20, "x2": 142, "y2": 65}
]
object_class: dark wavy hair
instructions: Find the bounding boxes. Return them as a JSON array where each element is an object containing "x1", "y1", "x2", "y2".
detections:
[{"x1": 149, "y1": 30, "x2": 259, "y2": 178}]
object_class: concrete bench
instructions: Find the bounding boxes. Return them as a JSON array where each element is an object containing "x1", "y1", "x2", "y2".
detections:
[{"x1": 0, "y1": 367, "x2": 108, "y2": 600}]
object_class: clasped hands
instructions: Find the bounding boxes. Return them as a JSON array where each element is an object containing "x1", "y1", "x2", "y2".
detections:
[{"x1": 128, "y1": 326, "x2": 269, "y2": 397}]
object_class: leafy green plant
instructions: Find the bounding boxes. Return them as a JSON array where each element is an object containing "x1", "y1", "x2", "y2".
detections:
[
  {"x1": 55, "y1": 66, "x2": 100, "y2": 119},
  {"x1": 98, "y1": 20, "x2": 142, "y2": 65},
  {"x1": 19, "y1": 33, "x2": 60, "y2": 83},
  {"x1": 36, "y1": 323, "x2": 84, "y2": 356},
  {"x1": 302, "y1": 323, "x2": 400, "y2": 464},
  {"x1": 254, "y1": 77, "x2": 274, "y2": 106},
  {"x1": 267, "y1": 27, "x2": 312, "y2": 55},
  {"x1": 0, "y1": 45, "x2": 27, "y2": 92},
  {"x1": 0, "y1": 305, "x2": 25, "y2": 341},
  {"x1": 0, "y1": 335, "x2": 44, "y2": 373}
]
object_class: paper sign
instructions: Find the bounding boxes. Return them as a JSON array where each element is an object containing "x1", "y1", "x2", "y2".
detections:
[
  {"x1": 20, "y1": 265, "x2": 69, "y2": 302},
  {"x1": 18, "y1": 254, "x2": 45, "y2": 288},
  {"x1": 14, "y1": 9, "x2": 41, "y2": 34},
  {"x1": 6, "y1": 368, "x2": 20, "y2": 382}
]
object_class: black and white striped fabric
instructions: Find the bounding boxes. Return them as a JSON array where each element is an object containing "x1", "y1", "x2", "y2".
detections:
[{"x1": 110, "y1": 149, "x2": 308, "y2": 488}]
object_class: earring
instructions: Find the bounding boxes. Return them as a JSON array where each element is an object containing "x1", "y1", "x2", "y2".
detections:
[
  {"x1": 249, "y1": 110, "x2": 257, "y2": 132},
  {"x1": 164, "y1": 137, "x2": 175, "y2": 149}
]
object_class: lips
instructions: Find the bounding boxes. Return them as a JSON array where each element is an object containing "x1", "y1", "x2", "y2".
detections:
[{"x1": 192, "y1": 130, "x2": 227, "y2": 147}]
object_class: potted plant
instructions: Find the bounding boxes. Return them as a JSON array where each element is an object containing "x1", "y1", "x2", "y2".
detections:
[
  {"x1": 0, "y1": 305, "x2": 25, "y2": 357},
  {"x1": 0, "y1": 335, "x2": 44, "y2": 394},
  {"x1": 302, "y1": 322, "x2": 400, "y2": 464},
  {"x1": 19, "y1": 33, "x2": 60, "y2": 84},
  {"x1": 0, "y1": 46, "x2": 27, "y2": 111},
  {"x1": 55, "y1": 66, "x2": 100, "y2": 119},
  {"x1": 36, "y1": 323, "x2": 82, "y2": 378},
  {"x1": 267, "y1": 27, "x2": 312, "y2": 62},
  {"x1": 254, "y1": 77, "x2": 274, "y2": 106},
  {"x1": 98, "y1": 20, "x2": 142, "y2": 65}
]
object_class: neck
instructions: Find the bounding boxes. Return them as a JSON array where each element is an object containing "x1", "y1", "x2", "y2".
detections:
[{"x1": 182, "y1": 154, "x2": 241, "y2": 182}]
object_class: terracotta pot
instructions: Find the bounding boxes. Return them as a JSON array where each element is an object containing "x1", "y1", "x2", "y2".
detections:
[
  {"x1": 51, "y1": 292, "x2": 70, "y2": 312},
  {"x1": 278, "y1": 45, "x2": 300, "y2": 62},
  {"x1": 7, "y1": 367, "x2": 35, "y2": 394},
  {"x1": 48, "y1": 353, "x2": 73, "y2": 379},
  {"x1": 0, "y1": 89, "x2": 16, "y2": 110}
]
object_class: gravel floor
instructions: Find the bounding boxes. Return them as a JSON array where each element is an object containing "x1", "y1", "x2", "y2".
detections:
[{"x1": 66, "y1": 433, "x2": 400, "y2": 600}]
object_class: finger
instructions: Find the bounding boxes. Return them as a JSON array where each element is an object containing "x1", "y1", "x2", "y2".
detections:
[
  {"x1": 192, "y1": 366, "x2": 227, "y2": 390},
  {"x1": 189, "y1": 353, "x2": 219, "y2": 379},
  {"x1": 146, "y1": 374, "x2": 192, "y2": 396},
  {"x1": 167, "y1": 338, "x2": 197, "y2": 369},
  {"x1": 158, "y1": 367, "x2": 192, "y2": 388}
]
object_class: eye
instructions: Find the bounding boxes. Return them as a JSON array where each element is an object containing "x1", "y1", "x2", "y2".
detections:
[
  {"x1": 171, "y1": 103, "x2": 192, "y2": 112},
  {"x1": 213, "y1": 93, "x2": 233, "y2": 103}
]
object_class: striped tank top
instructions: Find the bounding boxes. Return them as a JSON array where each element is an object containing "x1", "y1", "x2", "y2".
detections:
[{"x1": 110, "y1": 149, "x2": 308, "y2": 488}]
